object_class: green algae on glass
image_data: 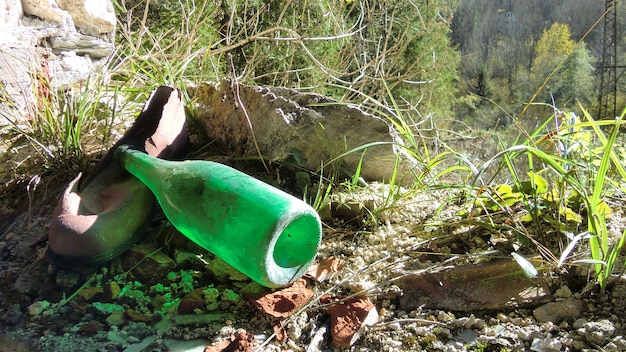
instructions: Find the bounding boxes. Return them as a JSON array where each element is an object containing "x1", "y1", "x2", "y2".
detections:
[{"x1": 115, "y1": 146, "x2": 322, "y2": 288}]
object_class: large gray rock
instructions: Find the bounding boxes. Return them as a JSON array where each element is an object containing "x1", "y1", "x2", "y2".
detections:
[
  {"x1": 0, "y1": 0, "x2": 116, "y2": 125},
  {"x1": 21, "y1": 0, "x2": 71, "y2": 28},
  {"x1": 21, "y1": 0, "x2": 115, "y2": 36},
  {"x1": 1, "y1": 0, "x2": 22, "y2": 31},
  {"x1": 56, "y1": 0, "x2": 116, "y2": 36},
  {"x1": 0, "y1": 45, "x2": 39, "y2": 120},
  {"x1": 50, "y1": 32, "x2": 115, "y2": 58},
  {"x1": 194, "y1": 80, "x2": 415, "y2": 183}
]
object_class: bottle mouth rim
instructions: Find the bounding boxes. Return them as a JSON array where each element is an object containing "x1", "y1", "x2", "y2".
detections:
[{"x1": 263, "y1": 203, "x2": 322, "y2": 288}]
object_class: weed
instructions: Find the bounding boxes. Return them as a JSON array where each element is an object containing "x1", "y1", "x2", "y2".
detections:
[{"x1": 470, "y1": 104, "x2": 626, "y2": 292}]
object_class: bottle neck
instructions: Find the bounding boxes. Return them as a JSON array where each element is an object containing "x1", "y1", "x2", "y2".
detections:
[{"x1": 114, "y1": 145, "x2": 170, "y2": 188}]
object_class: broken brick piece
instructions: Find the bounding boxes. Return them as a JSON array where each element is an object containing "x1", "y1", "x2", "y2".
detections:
[
  {"x1": 326, "y1": 297, "x2": 379, "y2": 347},
  {"x1": 251, "y1": 279, "x2": 313, "y2": 318}
]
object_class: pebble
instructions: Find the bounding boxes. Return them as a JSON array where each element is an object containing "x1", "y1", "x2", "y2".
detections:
[
  {"x1": 530, "y1": 337, "x2": 562, "y2": 352},
  {"x1": 580, "y1": 319, "x2": 616, "y2": 345},
  {"x1": 106, "y1": 311, "x2": 126, "y2": 326},
  {"x1": 533, "y1": 297, "x2": 585, "y2": 323},
  {"x1": 387, "y1": 322, "x2": 402, "y2": 331},
  {"x1": 413, "y1": 326, "x2": 430, "y2": 336},
  {"x1": 516, "y1": 329, "x2": 531, "y2": 340},
  {"x1": 554, "y1": 285, "x2": 572, "y2": 298},
  {"x1": 573, "y1": 317, "x2": 587, "y2": 329},
  {"x1": 28, "y1": 300, "x2": 50, "y2": 316}
]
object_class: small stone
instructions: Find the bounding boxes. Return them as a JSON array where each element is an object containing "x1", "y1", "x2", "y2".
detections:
[
  {"x1": 554, "y1": 285, "x2": 572, "y2": 298},
  {"x1": 56, "y1": 0, "x2": 117, "y2": 36},
  {"x1": 205, "y1": 258, "x2": 250, "y2": 283},
  {"x1": 533, "y1": 297, "x2": 585, "y2": 323},
  {"x1": 106, "y1": 311, "x2": 126, "y2": 326},
  {"x1": 126, "y1": 309, "x2": 151, "y2": 323},
  {"x1": 510, "y1": 317, "x2": 523, "y2": 325},
  {"x1": 28, "y1": 300, "x2": 50, "y2": 316},
  {"x1": 103, "y1": 282, "x2": 121, "y2": 302},
  {"x1": 150, "y1": 294, "x2": 167, "y2": 310},
  {"x1": 531, "y1": 337, "x2": 562, "y2": 351},
  {"x1": 79, "y1": 320, "x2": 105, "y2": 334},
  {"x1": 457, "y1": 329, "x2": 478, "y2": 343},
  {"x1": 204, "y1": 331, "x2": 255, "y2": 352},
  {"x1": 387, "y1": 322, "x2": 402, "y2": 331},
  {"x1": 77, "y1": 287, "x2": 103, "y2": 302},
  {"x1": 122, "y1": 244, "x2": 176, "y2": 284},
  {"x1": 573, "y1": 317, "x2": 588, "y2": 329},
  {"x1": 178, "y1": 288, "x2": 206, "y2": 315},
  {"x1": 497, "y1": 313, "x2": 509, "y2": 322},
  {"x1": 583, "y1": 319, "x2": 616, "y2": 345},
  {"x1": 516, "y1": 329, "x2": 531, "y2": 340}
]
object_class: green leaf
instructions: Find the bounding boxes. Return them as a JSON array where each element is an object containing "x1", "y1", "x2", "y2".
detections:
[
  {"x1": 511, "y1": 252, "x2": 538, "y2": 278},
  {"x1": 561, "y1": 206, "x2": 582, "y2": 223},
  {"x1": 515, "y1": 172, "x2": 549, "y2": 195}
]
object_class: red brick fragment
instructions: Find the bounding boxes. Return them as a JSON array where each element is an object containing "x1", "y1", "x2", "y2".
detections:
[
  {"x1": 251, "y1": 279, "x2": 313, "y2": 318},
  {"x1": 326, "y1": 296, "x2": 379, "y2": 347}
]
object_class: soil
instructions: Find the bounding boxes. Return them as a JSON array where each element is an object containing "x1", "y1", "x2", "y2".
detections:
[{"x1": 1, "y1": 170, "x2": 626, "y2": 352}]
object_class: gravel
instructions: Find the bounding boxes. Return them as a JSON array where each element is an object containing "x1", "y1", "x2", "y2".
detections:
[{"x1": 1, "y1": 181, "x2": 626, "y2": 351}]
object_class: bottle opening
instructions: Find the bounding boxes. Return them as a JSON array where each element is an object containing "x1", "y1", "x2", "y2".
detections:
[{"x1": 272, "y1": 213, "x2": 321, "y2": 269}]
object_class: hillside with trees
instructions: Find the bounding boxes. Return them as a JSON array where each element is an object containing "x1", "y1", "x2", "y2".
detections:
[{"x1": 451, "y1": 0, "x2": 626, "y2": 129}]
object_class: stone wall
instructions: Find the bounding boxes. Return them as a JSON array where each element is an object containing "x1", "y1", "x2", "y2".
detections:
[{"x1": 0, "y1": 0, "x2": 116, "y2": 124}]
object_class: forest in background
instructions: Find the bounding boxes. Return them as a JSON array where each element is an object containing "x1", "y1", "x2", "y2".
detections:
[
  {"x1": 452, "y1": 0, "x2": 626, "y2": 130},
  {"x1": 116, "y1": 0, "x2": 625, "y2": 133}
]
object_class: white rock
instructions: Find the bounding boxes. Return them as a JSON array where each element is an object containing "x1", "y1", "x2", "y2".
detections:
[
  {"x1": 56, "y1": 0, "x2": 116, "y2": 36},
  {"x1": 21, "y1": 0, "x2": 73, "y2": 29},
  {"x1": 1, "y1": 0, "x2": 22, "y2": 30},
  {"x1": 530, "y1": 337, "x2": 562, "y2": 352},
  {"x1": 583, "y1": 319, "x2": 616, "y2": 345}
]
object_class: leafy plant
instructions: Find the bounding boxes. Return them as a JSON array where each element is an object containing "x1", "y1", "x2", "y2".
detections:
[{"x1": 470, "y1": 105, "x2": 626, "y2": 292}]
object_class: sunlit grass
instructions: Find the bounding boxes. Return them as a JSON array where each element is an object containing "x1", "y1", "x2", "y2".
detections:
[{"x1": 467, "y1": 104, "x2": 626, "y2": 292}]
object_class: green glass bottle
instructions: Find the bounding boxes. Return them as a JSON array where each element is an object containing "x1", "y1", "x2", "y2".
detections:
[{"x1": 114, "y1": 145, "x2": 322, "y2": 288}]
